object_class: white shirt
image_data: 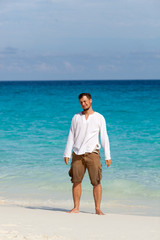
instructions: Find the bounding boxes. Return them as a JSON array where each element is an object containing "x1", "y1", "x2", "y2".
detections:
[{"x1": 64, "y1": 111, "x2": 111, "y2": 160}]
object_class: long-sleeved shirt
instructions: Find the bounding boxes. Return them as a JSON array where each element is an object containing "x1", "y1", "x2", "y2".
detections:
[{"x1": 64, "y1": 111, "x2": 111, "y2": 160}]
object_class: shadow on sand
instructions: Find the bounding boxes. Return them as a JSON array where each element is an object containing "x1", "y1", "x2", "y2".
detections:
[
  {"x1": 24, "y1": 206, "x2": 69, "y2": 212},
  {"x1": 17, "y1": 205, "x2": 94, "y2": 214}
]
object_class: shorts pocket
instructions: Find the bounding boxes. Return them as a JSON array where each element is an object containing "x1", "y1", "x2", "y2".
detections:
[{"x1": 68, "y1": 167, "x2": 72, "y2": 177}]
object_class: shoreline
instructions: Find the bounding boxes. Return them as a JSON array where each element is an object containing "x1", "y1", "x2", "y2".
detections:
[
  {"x1": 1, "y1": 196, "x2": 160, "y2": 217},
  {"x1": 0, "y1": 204, "x2": 160, "y2": 240}
]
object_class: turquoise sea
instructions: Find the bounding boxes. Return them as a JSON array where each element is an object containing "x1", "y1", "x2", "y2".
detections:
[{"x1": 0, "y1": 80, "x2": 160, "y2": 216}]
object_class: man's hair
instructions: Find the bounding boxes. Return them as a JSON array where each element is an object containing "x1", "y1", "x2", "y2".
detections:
[{"x1": 78, "y1": 93, "x2": 92, "y2": 100}]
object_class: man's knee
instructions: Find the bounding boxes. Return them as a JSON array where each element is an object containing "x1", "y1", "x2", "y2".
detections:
[
  {"x1": 73, "y1": 182, "x2": 81, "y2": 187},
  {"x1": 89, "y1": 165, "x2": 102, "y2": 186},
  {"x1": 91, "y1": 179, "x2": 101, "y2": 187}
]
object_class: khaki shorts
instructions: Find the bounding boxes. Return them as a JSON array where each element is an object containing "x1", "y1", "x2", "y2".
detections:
[{"x1": 69, "y1": 151, "x2": 102, "y2": 186}]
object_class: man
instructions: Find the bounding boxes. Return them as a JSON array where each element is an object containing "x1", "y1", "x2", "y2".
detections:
[{"x1": 64, "y1": 93, "x2": 111, "y2": 215}]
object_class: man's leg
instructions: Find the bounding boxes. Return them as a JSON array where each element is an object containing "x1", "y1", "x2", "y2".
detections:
[
  {"x1": 93, "y1": 183, "x2": 104, "y2": 215},
  {"x1": 68, "y1": 182, "x2": 81, "y2": 213},
  {"x1": 68, "y1": 153, "x2": 86, "y2": 213},
  {"x1": 86, "y1": 152, "x2": 104, "y2": 215}
]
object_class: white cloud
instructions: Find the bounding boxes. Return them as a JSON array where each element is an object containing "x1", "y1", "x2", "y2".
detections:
[
  {"x1": 7, "y1": 63, "x2": 25, "y2": 72},
  {"x1": 64, "y1": 61, "x2": 74, "y2": 72},
  {"x1": 34, "y1": 63, "x2": 58, "y2": 72},
  {"x1": 98, "y1": 64, "x2": 118, "y2": 72},
  {"x1": 0, "y1": 0, "x2": 159, "y2": 80},
  {"x1": 64, "y1": 61, "x2": 85, "y2": 73}
]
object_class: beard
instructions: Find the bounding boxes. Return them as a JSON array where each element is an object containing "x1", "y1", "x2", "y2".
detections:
[{"x1": 83, "y1": 105, "x2": 91, "y2": 111}]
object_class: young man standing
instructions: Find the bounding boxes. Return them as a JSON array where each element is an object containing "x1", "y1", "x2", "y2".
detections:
[{"x1": 64, "y1": 93, "x2": 111, "y2": 215}]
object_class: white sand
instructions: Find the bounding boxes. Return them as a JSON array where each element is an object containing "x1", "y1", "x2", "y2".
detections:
[{"x1": 0, "y1": 205, "x2": 160, "y2": 240}]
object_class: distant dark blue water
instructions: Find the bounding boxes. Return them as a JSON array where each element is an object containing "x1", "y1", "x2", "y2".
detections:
[{"x1": 0, "y1": 80, "x2": 160, "y2": 216}]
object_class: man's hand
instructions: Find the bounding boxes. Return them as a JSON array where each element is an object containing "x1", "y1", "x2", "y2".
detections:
[
  {"x1": 64, "y1": 157, "x2": 70, "y2": 165},
  {"x1": 105, "y1": 159, "x2": 111, "y2": 167}
]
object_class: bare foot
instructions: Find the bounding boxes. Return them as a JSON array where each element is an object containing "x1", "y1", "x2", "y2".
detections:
[
  {"x1": 67, "y1": 208, "x2": 79, "y2": 213},
  {"x1": 96, "y1": 209, "x2": 105, "y2": 215}
]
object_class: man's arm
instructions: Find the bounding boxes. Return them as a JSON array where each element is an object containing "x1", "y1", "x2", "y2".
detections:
[
  {"x1": 64, "y1": 117, "x2": 75, "y2": 165},
  {"x1": 64, "y1": 157, "x2": 70, "y2": 165},
  {"x1": 105, "y1": 159, "x2": 111, "y2": 167},
  {"x1": 100, "y1": 115, "x2": 111, "y2": 166}
]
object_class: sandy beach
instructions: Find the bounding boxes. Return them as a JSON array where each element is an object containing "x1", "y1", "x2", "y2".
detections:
[
  {"x1": 0, "y1": 204, "x2": 160, "y2": 240},
  {"x1": 0, "y1": 81, "x2": 160, "y2": 240}
]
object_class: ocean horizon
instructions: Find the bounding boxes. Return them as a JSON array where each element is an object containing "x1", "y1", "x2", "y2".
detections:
[{"x1": 0, "y1": 80, "x2": 160, "y2": 216}]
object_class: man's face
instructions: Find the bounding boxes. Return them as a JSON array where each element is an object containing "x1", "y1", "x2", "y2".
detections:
[{"x1": 79, "y1": 96, "x2": 92, "y2": 111}]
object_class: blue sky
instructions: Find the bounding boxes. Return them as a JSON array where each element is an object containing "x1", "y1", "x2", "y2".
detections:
[{"x1": 0, "y1": 0, "x2": 160, "y2": 80}]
